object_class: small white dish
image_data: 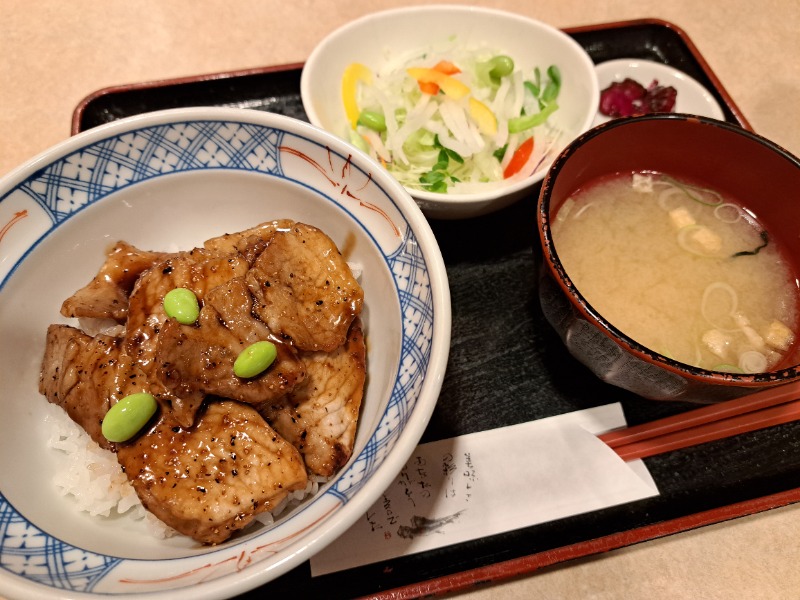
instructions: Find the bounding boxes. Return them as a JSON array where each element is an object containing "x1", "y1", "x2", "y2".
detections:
[
  {"x1": 593, "y1": 58, "x2": 725, "y2": 126},
  {"x1": 0, "y1": 107, "x2": 451, "y2": 599}
]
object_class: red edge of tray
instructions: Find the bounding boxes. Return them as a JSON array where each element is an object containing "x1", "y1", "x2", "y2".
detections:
[
  {"x1": 69, "y1": 18, "x2": 752, "y2": 136},
  {"x1": 67, "y1": 16, "x2": 771, "y2": 598},
  {"x1": 362, "y1": 487, "x2": 800, "y2": 600}
]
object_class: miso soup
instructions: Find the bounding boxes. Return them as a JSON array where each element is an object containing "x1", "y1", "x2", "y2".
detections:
[{"x1": 551, "y1": 172, "x2": 799, "y2": 373}]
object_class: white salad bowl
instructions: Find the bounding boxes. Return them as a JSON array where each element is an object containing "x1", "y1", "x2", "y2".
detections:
[
  {"x1": 0, "y1": 107, "x2": 451, "y2": 599},
  {"x1": 300, "y1": 4, "x2": 599, "y2": 219}
]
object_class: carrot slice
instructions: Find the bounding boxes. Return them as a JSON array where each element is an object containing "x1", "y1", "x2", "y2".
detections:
[
  {"x1": 418, "y1": 80, "x2": 440, "y2": 95},
  {"x1": 432, "y1": 60, "x2": 461, "y2": 75},
  {"x1": 503, "y1": 137, "x2": 535, "y2": 179},
  {"x1": 414, "y1": 60, "x2": 463, "y2": 95}
]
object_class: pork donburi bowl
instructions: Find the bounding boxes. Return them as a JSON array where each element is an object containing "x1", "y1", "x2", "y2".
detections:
[{"x1": 0, "y1": 108, "x2": 450, "y2": 599}]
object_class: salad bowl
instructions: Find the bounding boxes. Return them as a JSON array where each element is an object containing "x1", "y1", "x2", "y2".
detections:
[
  {"x1": 301, "y1": 4, "x2": 599, "y2": 219},
  {"x1": 0, "y1": 107, "x2": 451, "y2": 598}
]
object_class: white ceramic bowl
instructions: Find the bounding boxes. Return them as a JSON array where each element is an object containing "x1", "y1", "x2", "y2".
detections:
[
  {"x1": 0, "y1": 107, "x2": 451, "y2": 598},
  {"x1": 300, "y1": 5, "x2": 599, "y2": 219}
]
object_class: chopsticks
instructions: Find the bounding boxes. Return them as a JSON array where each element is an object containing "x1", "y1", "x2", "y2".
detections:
[{"x1": 599, "y1": 380, "x2": 800, "y2": 461}]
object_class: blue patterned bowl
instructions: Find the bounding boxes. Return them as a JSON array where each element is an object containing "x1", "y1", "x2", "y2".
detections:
[{"x1": 0, "y1": 108, "x2": 450, "y2": 598}]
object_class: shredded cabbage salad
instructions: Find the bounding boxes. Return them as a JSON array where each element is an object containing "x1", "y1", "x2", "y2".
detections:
[{"x1": 341, "y1": 44, "x2": 563, "y2": 195}]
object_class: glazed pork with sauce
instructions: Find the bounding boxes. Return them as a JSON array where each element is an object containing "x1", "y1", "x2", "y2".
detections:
[{"x1": 39, "y1": 220, "x2": 365, "y2": 544}]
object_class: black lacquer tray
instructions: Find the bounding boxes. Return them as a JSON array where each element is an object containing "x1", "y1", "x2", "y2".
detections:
[{"x1": 73, "y1": 19, "x2": 798, "y2": 600}]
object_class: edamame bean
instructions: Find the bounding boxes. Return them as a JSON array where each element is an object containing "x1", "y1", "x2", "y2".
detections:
[
  {"x1": 234, "y1": 340, "x2": 278, "y2": 378},
  {"x1": 357, "y1": 110, "x2": 387, "y2": 132},
  {"x1": 488, "y1": 55, "x2": 515, "y2": 79},
  {"x1": 163, "y1": 288, "x2": 200, "y2": 324},
  {"x1": 101, "y1": 392, "x2": 157, "y2": 443}
]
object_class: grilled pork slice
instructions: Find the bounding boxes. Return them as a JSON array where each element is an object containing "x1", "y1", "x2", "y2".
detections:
[
  {"x1": 60, "y1": 241, "x2": 167, "y2": 322},
  {"x1": 156, "y1": 304, "x2": 305, "y2": 405},
  {"x1": 203, "y1": 219, "x2": 294, "y2": 260},
  {"x1": 125, "y1": 248, "x2": 251, "y2": 427},
  {"x1": 117, "y1": 400, "x2": 308, "y2": 544},
  {"x1": 261, "y1": 318, "x2": 366, "y2": 477},
  {"x1": 39, "y1": 326, "x2": 309, "y2": 545},
  {"x1": 247, "y1": 223, "x2": 363, "y2": 352},
  {"x1": 39, "y1": 324, "x2": 154, "y2": 450},
  {"x1": 205, "y1": 276, "x2": 273, "y2": 343}
]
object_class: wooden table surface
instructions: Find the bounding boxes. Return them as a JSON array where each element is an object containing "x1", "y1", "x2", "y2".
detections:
[{"x1": 3, "y1": 1, "x2": 800, "y2": 598}]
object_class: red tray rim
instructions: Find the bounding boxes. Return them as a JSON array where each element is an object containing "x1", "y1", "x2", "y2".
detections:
[{"x1": 364, "y1": 486, "x2": 800, "y2": 599}]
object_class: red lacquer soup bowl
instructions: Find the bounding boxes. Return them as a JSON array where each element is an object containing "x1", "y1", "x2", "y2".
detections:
[{"x1": 537, "y1": 113, "x2": 800, "y2": 402}]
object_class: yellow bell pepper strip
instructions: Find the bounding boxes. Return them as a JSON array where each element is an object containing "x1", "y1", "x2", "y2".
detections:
[
  {"x1": 468, "y1": 98, "x2": 498, "y2": 136},
  {"x1": 503, "y1": 137, "x2": 534, "y2": 179},
  {"x1": 406, "y1": 67, "x2": 470, "y2": 99},
  {"x1": 342, "y1": 63, "x2": 373, "y2": 129}
]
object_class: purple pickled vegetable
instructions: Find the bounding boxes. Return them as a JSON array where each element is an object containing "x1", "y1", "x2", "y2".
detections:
[
  {"x1": 645, "y1": 82, "x2": 678, "y2": 113},
  {"x1": 599, "y1": 78, "x2": 677, "y2": 117},
  {"x1": 599, "y1": 78, "x2": 646, "y2": 117}
]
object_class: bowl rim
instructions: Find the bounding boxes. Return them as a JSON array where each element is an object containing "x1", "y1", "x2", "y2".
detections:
[
  {"x1": 300, "y1": 3, "x2": 600, "y2": 209},
  {"x1": 538, "y1": 112, "x2": 800, "y2": 387},
  {"x1": 0, "y1": 106, "x2": 452, "y2": 599}
]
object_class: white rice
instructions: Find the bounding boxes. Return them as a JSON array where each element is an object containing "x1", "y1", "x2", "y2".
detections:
[{"x1": 43, "y1": 400, "x2": 177, "y2": 539}]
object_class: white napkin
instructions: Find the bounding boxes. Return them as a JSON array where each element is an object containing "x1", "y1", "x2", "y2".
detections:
[{"x1": 311, "y1": 403, "x2": 658, "y2": 576}]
